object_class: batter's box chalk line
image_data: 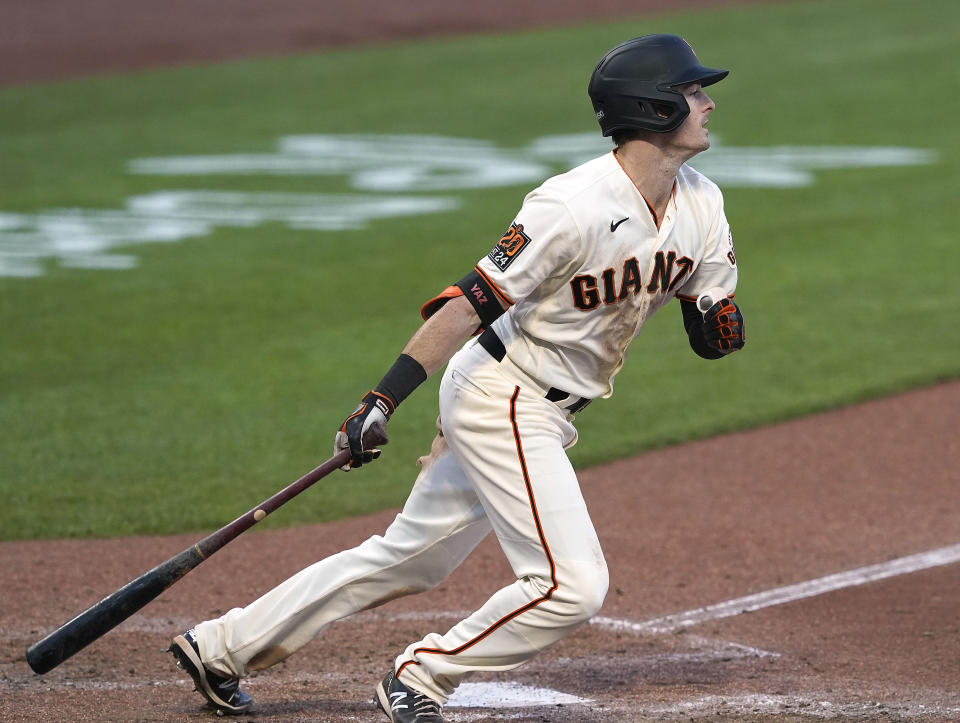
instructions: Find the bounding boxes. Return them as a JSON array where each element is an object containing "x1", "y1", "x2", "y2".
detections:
[{"x1": 624, "y1": 542, "x2": 960, "y2": 634}]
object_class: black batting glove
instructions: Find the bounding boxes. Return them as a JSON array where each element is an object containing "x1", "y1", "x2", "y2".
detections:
[
  {"x1": 334, "y1": 391, "x2": 395, "y2": 470},
  {"x1": 703, "y1": 298, "x2": 745, "y2": 355}
]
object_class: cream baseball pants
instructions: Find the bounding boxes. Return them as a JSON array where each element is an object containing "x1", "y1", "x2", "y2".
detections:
[{"x1": 194, "y1": 338, "x2": 608, "y2": 704}]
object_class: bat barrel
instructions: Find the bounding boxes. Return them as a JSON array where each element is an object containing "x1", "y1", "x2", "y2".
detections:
[
  {"x1": 25, "y1": 425, "x2": 382, "y2": 674},
  {"x1": 25, "y1": 547, "x2": 201, "y2": 674}
]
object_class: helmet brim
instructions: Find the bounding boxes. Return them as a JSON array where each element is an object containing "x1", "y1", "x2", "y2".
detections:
[{"x1": 665, "y1": 66, "x2": 729, "y2": 89}]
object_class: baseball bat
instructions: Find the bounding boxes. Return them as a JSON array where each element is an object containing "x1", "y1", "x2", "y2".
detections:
[{"x1": 25, "y1": 423, "x2": 387, "y2": 675}]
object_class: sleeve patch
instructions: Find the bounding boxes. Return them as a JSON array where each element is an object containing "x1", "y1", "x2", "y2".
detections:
[{"x1": 488, "y1": 223, "x2": 531, "y2": 271}]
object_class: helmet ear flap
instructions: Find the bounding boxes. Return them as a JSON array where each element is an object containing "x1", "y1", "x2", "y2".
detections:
[
  {"x1": 637, "y1": 99, "x2": 680, "y2": 120},
  {"x1": 598, "y1": 92, "x2": 689, "y2": 136},
  {"x1": 647, "y1": 94, "x2": 689, "y2": 129},
  {"x1": 651, "y1": 101, "x2": 673, "y2": 119}
]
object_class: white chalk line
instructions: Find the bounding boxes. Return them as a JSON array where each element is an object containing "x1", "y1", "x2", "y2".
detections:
[
  {"x1": 629, "y1": 542, "x2": 960, "y2": 634},
  {"x1": 635, "y1": 693, "x2": 960, "y2": 720},
  {"x1": 19, "y1": 540, "x2": 960, "y2": 644},
  {"x1": 590, "y1": 618, "x2": 778, "y2": 659}
]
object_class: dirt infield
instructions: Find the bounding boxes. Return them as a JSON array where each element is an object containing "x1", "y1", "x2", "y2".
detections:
[
  {"x1": 4, "y1": 381, "x2": 959, "y2": 722},
  {"x1": 0, "y1": 0, "x2": 786, "y2": 86},
  {"x1": 3, "y1": 1, "x2": 959, "y2": 721}
]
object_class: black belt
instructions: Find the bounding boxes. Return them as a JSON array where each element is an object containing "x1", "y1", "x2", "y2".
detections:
[{"x1": 477, "y1": 328, "x2": 592, "y2": 414}]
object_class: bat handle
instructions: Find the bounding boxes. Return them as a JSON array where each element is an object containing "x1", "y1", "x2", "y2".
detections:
[{"x1": 362, "y1": 420, "x2": 389, "y2": 449}]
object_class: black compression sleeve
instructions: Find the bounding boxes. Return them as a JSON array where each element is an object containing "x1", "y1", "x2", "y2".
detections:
[
  {"x1": 375, "y1": 353, "x2": 428, "y2": 407},
  {"x1": 455, "y1": 269, "x2": 506, "y2": 328},
  {"x1": 681, "y1": 299, "x2": 724, "y2": 360}
]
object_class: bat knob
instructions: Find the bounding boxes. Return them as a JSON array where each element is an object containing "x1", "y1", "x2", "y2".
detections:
[
  {"x1": 26, "y1": 643, "x2": 58, "y2": 675},
  {"x1": 696, "y1": 286, "x2": 729, "y2": 315}
]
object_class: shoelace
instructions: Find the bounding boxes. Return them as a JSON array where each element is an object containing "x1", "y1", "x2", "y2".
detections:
[
  {"x1": 412, "y1": 692, "x2": 443, "y2": 718},
  {"x1": 208, "y1": 669, "x2": 242, "y2": 702}
]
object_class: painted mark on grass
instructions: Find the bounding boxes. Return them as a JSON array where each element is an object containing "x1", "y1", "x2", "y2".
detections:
[
  {"x1": 631, "y1": 542, "x2": 960, "y2": 634},
  {"x1": 129, "y1": 133, "x2": 937, "y2": 191},
  {"x1": 0, "y1": 192, "x2": 458, "y2": 277},
  {"x1": 1, "y1": 133, "x2": 936, "y2": 277}
]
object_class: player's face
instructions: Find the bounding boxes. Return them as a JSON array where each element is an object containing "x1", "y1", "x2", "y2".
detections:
[{"x1": 671, "y1": 82, "x2": 716, "y2": 156}]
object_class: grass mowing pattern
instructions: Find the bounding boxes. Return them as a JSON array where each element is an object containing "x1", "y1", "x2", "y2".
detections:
[{"x1": 1, "y1": 0, "x2": 958, "y2": 539}]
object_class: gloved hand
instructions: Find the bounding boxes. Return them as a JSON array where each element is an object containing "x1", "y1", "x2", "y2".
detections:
[
  {"x1": 334, "y1": 391, "x2": 394, "y2": 470},
  {"x1": 703, "y1": 298, "x2": 745, "y2": 355}
]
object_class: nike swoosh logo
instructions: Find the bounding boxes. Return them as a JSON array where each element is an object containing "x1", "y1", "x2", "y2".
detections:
[{"x1": 610, "y1": 217, "x2": 629, "y2": 232}]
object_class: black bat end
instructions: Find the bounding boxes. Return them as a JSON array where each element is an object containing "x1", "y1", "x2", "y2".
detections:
[{"x1": 26, "y1": 640, "x2": 61, "y2": 675}]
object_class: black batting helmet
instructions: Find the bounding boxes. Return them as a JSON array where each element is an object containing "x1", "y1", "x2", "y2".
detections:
[{"x1": 588, "y1": 34, "x2": 728, "y2": 135}]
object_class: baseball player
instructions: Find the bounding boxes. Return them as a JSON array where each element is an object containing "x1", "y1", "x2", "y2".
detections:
[{"x1": 169, "y1": 34, "x2": 745, "y2": 721}]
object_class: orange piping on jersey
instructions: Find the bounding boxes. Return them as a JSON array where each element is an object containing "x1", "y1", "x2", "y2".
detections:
[
  {"x1": 612, "y1": 150, "x2": 677, "y2": 230},
  {"x1": 395, "y1": 386, "x2": 559, "y2": 680},
  {"x1": 675, "y1": 291, "x2": 735, "y2": 302},
  {"x1": 643, "y1": 194, "x2": 660, "y2": 229},
  {"x1": 420, "y1": 285, "x2": 464, "y2": 320},
  {"x1": 474, "y1": 265, "x2": 514, "y2": 307}
]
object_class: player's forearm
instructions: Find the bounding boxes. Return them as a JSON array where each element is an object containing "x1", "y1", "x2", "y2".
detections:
[
  {"x1": 401, "y1": 294, "x2": 480, "y2": 377},
  {"x1": 365, "y1": 294, "x2": 480, "y2": 416}
]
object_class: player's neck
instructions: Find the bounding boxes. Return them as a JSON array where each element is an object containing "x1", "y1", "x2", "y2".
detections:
[{"x1": 614, "y1": 141, "x2": 685, "y2": 218}]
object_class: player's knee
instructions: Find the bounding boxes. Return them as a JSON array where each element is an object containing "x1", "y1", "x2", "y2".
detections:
[
  {"x1": 556, "y1": 561, "x2": 609, "y2": 622},
  {"x1": 579, "y1": 563, "x2": 610, "y2": 619}
]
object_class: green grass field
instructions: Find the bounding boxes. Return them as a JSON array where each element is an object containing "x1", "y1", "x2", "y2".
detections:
[{"x1": 1, "y1": 0, "x2": 957, "y2": 540}]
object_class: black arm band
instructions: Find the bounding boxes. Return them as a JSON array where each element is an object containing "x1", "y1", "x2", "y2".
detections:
[
  {"x1": 375, "y1": 353, "x2": 428, "y2": 408},
  {"x1": 680, "y1": 299, "x2": 723, "y2": 360},
  {"x1": 455, "y1": 269, "x2": 507, "y2": 329}
]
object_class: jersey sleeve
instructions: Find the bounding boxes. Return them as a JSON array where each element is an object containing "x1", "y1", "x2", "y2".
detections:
[
  {"x1": 474, "y1": 191, "x2": 581, "y2": 307},
  {"x1": 675, "y1": 195, "x2": 739, "y2": 302}
]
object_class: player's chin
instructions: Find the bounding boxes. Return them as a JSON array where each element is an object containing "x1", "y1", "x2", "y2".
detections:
[
  {"x1": 686, "y1": 136, "x2": 711, "y2": 155},
  {"x1": 675, "y1": 130, "x2": 710, "y2": 158}
]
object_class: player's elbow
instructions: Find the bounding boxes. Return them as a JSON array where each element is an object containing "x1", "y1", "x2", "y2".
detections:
[{"x1": 432, "y1": 292, "x2": 483, "y2": 336}]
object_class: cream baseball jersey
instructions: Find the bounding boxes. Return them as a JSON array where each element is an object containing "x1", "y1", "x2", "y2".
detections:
[{"x1": 475, "y1": 151, "x2": 738, "y2": 400}]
